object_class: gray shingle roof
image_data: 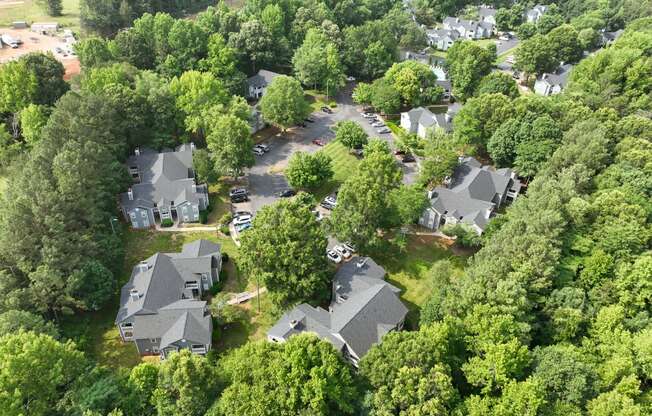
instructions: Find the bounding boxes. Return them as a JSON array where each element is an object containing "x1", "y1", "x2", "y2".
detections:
[
  {"x1": 115, "y1": 240, "x2": 220, "y2": 346},
  {"x1": 538, "y1": 64, "x2": 574, "y2": 88},
  {"x1": 406, "y1": 107, "x2": 453, "y2": 133},
  {"x1": 478, "y1": 6, "x2": 496, "y2": 19},
  {"x1": 247, "y1": 69, "x2": 281, "y2": 89},
  {"x1": 268, "y1": 257, "x2": 408, "y2": 360},
  {"x1": 428, "y1": 157, "x2": 521, "y2": 231},
  {"x1": 120, "y1": 144, "x2": 206, "y2": 212}
]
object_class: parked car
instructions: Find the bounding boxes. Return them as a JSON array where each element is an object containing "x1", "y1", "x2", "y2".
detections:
[
  {"x1": 371, "y1": 121, "x2": 385, "y2": 128},
  {"x1": 233, "y1": 215, "x2": 252, "y2": 226},
  {"x1": 253, "y1": 147, "x2": 265, "y2": 156},
  {"x1": 234, "y1": 211, "x2": 251, "y2": 219},
  {"x1": 334, "y1": 245, "x2": 352, "y2": 259},
  {"x1": 324, "y1": 195, "x2": 337, "y2": 206},
  {"x1": 305, "y1": 117, "x2": 315, "y2": 122},
  {"x1": 342, "y1": 242, "x2": 356, "y2": 253},
  {"x1": 394, "y1": 149, "x2": 406, "y2": 155},
  {"x1": 230, "y1": 188, "x2": 248, "y2": 197},
  {"x1": 321, "y1": 106, "x2": 333, "y2": 114},
  {"x1": 499, "y1": 33, "x2": 511, "y2": 41},
  {"x1": 231, "y1": 193, "x2": 249, "y2": 203},
  {"x1": 367, "y1": 117, "x2": 378, "y2": 123},
  {"x1": 277, "y1": 189, "x2": 296, "y2": 198},
  {"x1": 312, "y1": 139, "x2": 325, "y2": 146},
  {"x1": 346, "y1": 75, "x2": 356, "y2": 82},
  {"x1": 362, "y1": 112, "x2": 375, "y2": 118},
  {"x1": 402, "y1": 154, "x2": 416, "y2": 163},
  {"x1": 255, "y1": 143, "x2": 271, "y2": 152},
  {"x1": 312, "y1": 209, "x2": 323, "y2": 221},
  {"x1": 320, "y1": 200, "x2": 336, "y2": 210},
  {"x1": 377, "y1": 127, "x2": 391, "y2": 134},
  {"x1": 327, "y1": 250, "x2": 342, "y2": 264},
  {"x1": 236, "y1": 223, "x2": 252, "y2": 232}
]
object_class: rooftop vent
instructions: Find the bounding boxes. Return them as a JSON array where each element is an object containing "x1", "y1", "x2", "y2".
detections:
[
  {"x1": 127, "y1": 188, "x2": 134, "y2": 201},
  {"x1": 135, "y1": 147, "x2": 140, "y2": 156},
  {"x1": 289, "y1": 319, "x2": 300, "y2": 329},
  {"x1": 130, "y1": 289, "x2": 140, "y2": 302},
  {"x1": 356, "y1": 258, "x2": 368, "y2": 269},
  {"x1": 138, "y1": 262, "x2": 149, "y2": 272}
]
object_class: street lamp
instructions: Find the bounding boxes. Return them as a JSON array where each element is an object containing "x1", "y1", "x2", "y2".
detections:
[{"x1": 109, "y1": 217, "x2": 118, "y2": 235}]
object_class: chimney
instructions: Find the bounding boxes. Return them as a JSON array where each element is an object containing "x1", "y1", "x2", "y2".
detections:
[
  {"x1": 130, "y1": 289, "x2": 140, "y2": 302},
  {"x1": 135, "y1": 147, "x2": 140, "y2": 156},
  {"x1": 356, "y1": 258, "x2": 367, "y2": 269},
  {"x1": 289, "y1": 319, "x2": 299, "y2": 329},
  {"x1": 128, "y1": 188, "x2": 134, "y2": 201},
  {"x1": 192, "y1": 183, "x2": 197, "y2": 193},
  {"x1": 138, "y1": 261, "x2": 149, "y2": 272},
  {"x1": 190, "y1": 142, "x2": 196, "y2": 151},
  {"x1": 456, "y1": 18, "x2": 460, "y2": 23}
]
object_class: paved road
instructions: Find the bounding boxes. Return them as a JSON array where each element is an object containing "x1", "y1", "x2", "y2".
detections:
[
  {"x1": 235, "y1": 83, "x2": 408, "y2": 215},
  {"x1": 496, "y1": 36, "x2": 519, "y2": 56}
]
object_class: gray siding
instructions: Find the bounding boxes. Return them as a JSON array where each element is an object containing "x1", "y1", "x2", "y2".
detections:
[
  {"x1": 177, "y1": 202, "x2": 200, "y2": 223},
  {"x1": 128, "y1": 207, "x2": 154, "y2": 229}
]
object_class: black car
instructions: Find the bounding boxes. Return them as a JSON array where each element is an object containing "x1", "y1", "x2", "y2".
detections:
[
  {"x1": 305, "y1": 117, "x2": 315, "y2": 123},
  {"x1": 229, "y1": 188, "x2": 248, "y2": 197},
  {"x1": 321, "y1": 106, "x2": 333, "y2": 114},
  {"x1": 277, "y1": 189, "x2": 296, "y2": 198},
  {"x1": 402, "y1": 154, "x2": 416, "y2": 163},
  {"x1": 320, "y1": 201, "x2": 335, "y2": 210},
  {"x1": 231, "y1": 194, "x2": 249, "y2": 203},
  {"x1": 297, "y1": 122, "x2": 307, "y2": 128}
]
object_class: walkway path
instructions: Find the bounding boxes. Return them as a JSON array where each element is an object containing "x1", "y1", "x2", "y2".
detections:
[
  {"x1": 227, "y1": 287, "x2": 268, "y2": 305},
  {"x1": 155, "y1": 224, "x2": 218, "y2": 232}
]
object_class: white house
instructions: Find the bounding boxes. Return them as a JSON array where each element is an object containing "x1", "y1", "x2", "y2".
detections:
[
  {"x1": 426, "y1": 28, "x2": 460, "y2": 51},
  {"x1": 401, "y1": 107, "x2": 453, "y2": 138},
  {"x1": 478, "y1": 6, "x2": 497, "y2": 25},
  {"x1": 246, "y1": 69, "x2": 281, "y2": 99},
  {"x1": 443, "y1": 17, "x2": 494, "y2": 40},
  {"x1": 31, "y1": 22, "x2": 59, "y2": 34},
  {"x1": 534, "y1": 64, "x2": 573, "y2": 96},
  {"x1": 526, "y1": 4, "x2": 548, "y2": 23}
]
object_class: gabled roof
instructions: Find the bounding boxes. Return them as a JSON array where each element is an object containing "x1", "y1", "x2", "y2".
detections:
[
  {"x1": 478, "y1": 6, "x2": 496, "y2": 19},
  {"x1": 537, "y1": 64, "x2": 573, "y2": 88},
  {"x1": 427, "y1": 157, "x2": 521, "y2": 231},
  {"x1": 268, "y1": 257, "x2": 407, "y2": 360},
  {"x1": 426, "y1": 28, "x2": 460, "y2": 42},
  {"x1": 405, "y1": 107, "x2": 453, "y2": 133},
  {"x1": 115, "y1": 240, "x2": 220, "y2": 345},
  {"x1": 247, "y1": 69, "x2": 281, "y2": 89},
  {"x1": 120, "y1": 144, "x2": 206, "y2": 211}
]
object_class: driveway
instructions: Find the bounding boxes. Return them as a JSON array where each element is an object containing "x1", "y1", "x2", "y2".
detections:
[
  {"x1": 235, "y1": 84, "x2": 410, "y2": 215},
  {"x1": 496, "y1": 36, "x2": 519, "y2": 56}
]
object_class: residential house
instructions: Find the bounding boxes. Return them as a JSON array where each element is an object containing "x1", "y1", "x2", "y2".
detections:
[
  {"x1": 443, "y1": 17, "x2": 494, "y2": 39},
  {"x1": 426, "y1": 28, "x2": 460, "y2": 51},
  {"x1": 115, "y1": 240, "x2": 222, "y2": 358},
  {"x1": 420, "y1": 157, "x2": 522, "y2": 234},
  {"x1": 246, "y1": 69, "x2": 281, "y2": 99},
  {"x1": 478, "y1": 6, "x2": 497, "y2": 25},
  {"x1": 119, "y1": 144, "x2": 209, "y2": 229},
  {"x1": 268, "y1": 257, "x2": 408, "y2": 366},
  {"x1": 526, "y1": 4, "x2": 548, "y2": 23},
  {"x1": 400, "y1": 106, "x2": 453, "y2": 138},
  {"x1": 602, "y1": 29, "x2": 624, "y2": 46},
  {"x1": 31, "y1": 22, "x2": 59, "y2": 34},
  {"x1": 436, "y1": 79, "x2": 452, "y2": 100},
  {"x1": 534, "y1": 64, "x2": 573, "y2": 96}
]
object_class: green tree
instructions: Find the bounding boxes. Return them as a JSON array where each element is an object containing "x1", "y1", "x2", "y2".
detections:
[
  {"x1": 446, "y1": 41, "x2": 496, "y2": 100},
  {"x1": 111, "y1": 29, "x2": 156, "y2": 70},
  {"x1": 158, "y1": 19, "x2": 208, "y2": 78},
  {"x1": 384, "y1": 60, "x2": 442, "y2": 106},
  {"x1": 0, "y1": 332, "x2": 85, "y2": 416},
  {"x1": 206, "y1": 114, "x2": 254, "y2": 178},
  {"x1": 453, "y1": 93, "x2": 513, "y2": 150},
  {"x1": 475, "y1": 72, "x2": 520, "y2": 98},
  {"x1": 352, "y1": 82, "x2": 373, "y2": 105},
  {"x1": 487, "y1": 118, "x2": 523, "y2": 166},
  {"x1": 293, "y1": 29, "x2": 346, "y2": 93},
  {"x1": 153, "y1": 350, "x2": 219, "y2": 416},
  {"x1": 388, "y1": 184, "x2": 430, "y2": 226},
  {"x1": 169, "y1": 71, "x2": 228, "y2": 137},
  {"x1": 128, "y1": 363, "x2": 158, "y2": 416},
  {"x1": 334, "y1": 120, "x2": 368, "y2": 149},
  {"x1": 209, "y1": 293, "x2": 246, "y2": 326},
  {"x1": 548, "y1": 25, "x2": 583, "y2": 64},
  {"x1": 74, "y1": 37, "x2": 114, "y2": 68},
  {"x1": 515, "y1": 34, "x2": 559, "y2": 76},
  {"x1": 0, "y1": 310, "x2": 58, "y2": 338},
  {"x1": 285, "y1": 151, "x2": 334, "y2": 190},
  {"x1": 200, "y1": 34, "x2": 246, "y2": 95},
  {"x1": 228, "y1": 19, "x2": 275, "y2": 73},
  {"x1": 370, "y1": 78, "x2": 401, "y2": 114},
  {"x1": 35, "y1": 0, "x2": 62, "y2": 16},
  {"x1": 215, "y1": 334, "x2": 359, "y2": 415},
  {"x1": 0, "y1": 60, "x2": 37, "y2": 137},
  {"x1": 418, "y1": 129, "x2": 460, "y2": 187},
  {"x1": 259, "y1": 75, "x2": 311, "y2": 132},
  {"x1": 239, "y1": 196, "x2": 331, "y2": 308},
  {"x1": 19, "y1": 104, "x2": 49, "y2": 145},
  {"x1": 20, "y1": 52, "x2": 68, "y2": 106},
  {"x1": 462, "y1": 338, "x2": 531, "y2": 393},
  {"x1": 442, "y1": 223, "x2": 482, "y2": 248},
  {"x1": 192, "y1": 148, "x2": 218, "y2": 184},
  {"x1": 330, "y1": 140, "x2": 403, "y2": 250}
]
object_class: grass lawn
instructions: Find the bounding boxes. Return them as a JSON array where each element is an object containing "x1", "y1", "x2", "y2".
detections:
[
  {"x1": 305, "y1": 90, "x2": 337, "y2": 112},
  {"x1": 312, "y1": 140, "x2": 360, "y2": 200},
  {"x1": 370, "y1": 234, "x2": 470, "y2": 327},
  {"x1": 0, "y1": 0, "x2": 80, "y2": 31},
  {"x1": 386, "y1": 120, "x2": 403, "y2": 136},
  {"x1": 206, "y1": 181, "x2": 231, "y2": 225}
]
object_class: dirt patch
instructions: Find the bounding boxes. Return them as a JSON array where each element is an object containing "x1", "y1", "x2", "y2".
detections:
[{"x1": 0, "y1": 28, "x2": 79, "y2": 77}]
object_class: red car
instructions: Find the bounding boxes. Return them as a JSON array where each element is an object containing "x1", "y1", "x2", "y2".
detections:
[{"x1": 312, "y1": 139, "x2": 325, "y2": 146}]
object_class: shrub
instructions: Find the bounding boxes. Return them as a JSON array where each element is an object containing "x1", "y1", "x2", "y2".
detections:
[
  {"x1": 220, "y1": 225, "x2": 230, "y2": 235},
  {"x1": 220, "y1": 212, "x2": 233, "y2": 225},
  {"x1": 221, "y1": 253, "x2": 230, "y2": 263},
  {"x1": 199, "y1": 210, "x2": 208, "y2": 224},
  {"x1": 210, "y1": 281, "x2": 223, "y2": 296},
  {"x1": 442, "y1": 223, "x2": 482, "y2": 248},
  {"x1": 161, "y1": 218, "x2": 174, "y2": 227}
]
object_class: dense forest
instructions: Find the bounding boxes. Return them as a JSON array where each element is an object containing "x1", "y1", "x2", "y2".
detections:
[{"x1": 0, "y1": 0, "x2": 650, "y2": 415}]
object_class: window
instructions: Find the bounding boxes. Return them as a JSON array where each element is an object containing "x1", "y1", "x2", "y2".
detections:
[
  {"x1": 121, "y1": 322, "x2": 133, "y2": 328},
  {"x1": 129, "y1": 212, "x2": 136, "y2": 220},
  {"x1": 193, "y1": 205, "x2": 199, "y2": 214},
  {"x1": 153, "y1": 347, "x2": 160, "y2": 353},
  {"x1": 141, "y1": 211, "x2": 147, "y2": 218},
  {"x1": 124, "y1": 331, "x2": 133, "y2": 338},
  {"x1": 150, "y1": 338, "x2": 157, "y2": 343}
]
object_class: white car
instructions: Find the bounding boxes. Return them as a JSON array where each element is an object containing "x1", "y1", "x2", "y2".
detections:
[
  {"x1": 312, "y1": 210, "x2": 323, "y2": 221},
  {"x1": 362, "y1": 112, "x2": 376, "y2": 118},
  {"x1": 327, "y1": 250, "x2": 342, "y2": 264},
  {"x1": 371, "y1": 122, "x2": 385, "y2": 128},
  {"x1": 324, "y1": 195, "x2": 337, "y2": 206},
  {"x1": 377, "y1": 127, "x2": 391, "y2": 134},
  {"x1": 252, "y1": 147, "x2": 265, "y2": 156},
  {"x1": 255, "y1": 143, "x2": 270, "y2": 152},
  {"x1": 233, "y1": 215, "x2": 252, "y2": 226},
  {"x1": 334, "y1": 245, "x2": 352, "y2": 259},
  {"x1": 342, "y1": 242, "x2": 356, "y2": 253},
  {"x1": 346, "y1": 75, "x2": 356, "y2": 82}
]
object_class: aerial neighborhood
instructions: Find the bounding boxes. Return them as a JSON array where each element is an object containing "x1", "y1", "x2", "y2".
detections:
[{"x1": 0, "y1": 0, "x2": 650, "y2": 415}]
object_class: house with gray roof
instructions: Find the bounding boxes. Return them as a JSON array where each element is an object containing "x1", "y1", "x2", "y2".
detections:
[
  {"x1": 420, "y1": 157, "x2": 522, "y2": 234},
  {"x1": 267, "y1": 257, "x2": 408, "y2": 367},
  {"x1": 526, "y1": 4, "x2": 548, "y2": 23},
  {"x1": 602, "y1": 29, "x2": 624, "y2": 46},
  {"x1": 534, "y1": 64, "x2": 573, "y2": 96},
  {"x1": 247, "y1": 69, "x2": 281, "y2": 99},
  {"x1": 120, "y1": 144, "x2": 209, "y2": 229},
  {"x1": 426, "y1": 28, "x2": 460, "y2": 51},
  {"x1": 443, "y1": 17, "x2": 494, "y2": 40},
  {"x1": 400, "y1": 106, "x2": 453, "y2": 138},
  {"x1": 478, "y1": 6, "x2": 497, "y2": 25},
  {"x1": 115, "y1": 240, "x2": 222, "y2": 358}
]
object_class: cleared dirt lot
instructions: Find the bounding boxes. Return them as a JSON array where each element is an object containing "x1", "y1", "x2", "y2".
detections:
[{"x1": 0, "y1": 27, "x2": 80, "y2": 77}]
